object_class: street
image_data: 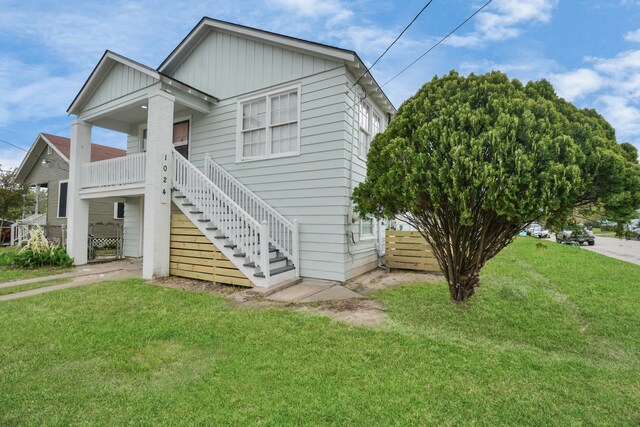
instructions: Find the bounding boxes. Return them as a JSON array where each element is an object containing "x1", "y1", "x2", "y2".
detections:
[{"x1": 583, "y1": 236, "x2": 640, "y2": 266}]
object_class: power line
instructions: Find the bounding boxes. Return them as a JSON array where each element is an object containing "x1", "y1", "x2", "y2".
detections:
[
  {"x1": 352, "y1": 0, "x2": 436, "y2": 88},
  {"x1": 382, "y1": 0, "x2": 494, "y2": 87},
  {"x1": 0, "y1": 137, "x2": 28, "y2": 152}
]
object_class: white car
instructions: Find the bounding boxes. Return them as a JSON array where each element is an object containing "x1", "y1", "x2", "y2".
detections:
[{"x1": 529, "y1": 225, "x2": 550, "y2": 238}]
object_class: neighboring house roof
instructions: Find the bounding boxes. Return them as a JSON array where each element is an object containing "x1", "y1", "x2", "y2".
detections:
[
  {"x1": 40, "y1": 133, "x2": 126, "y2": 162},
  {"x1": 15, "y1": 133, "x2": 126, "y2": 182}
]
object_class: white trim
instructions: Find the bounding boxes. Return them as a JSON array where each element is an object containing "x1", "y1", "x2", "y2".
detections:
[
  {"x1": 360, "y1": 216, "x2": 375, "y2": 240},
  {"x1": 114, "y1": 202, "x2": 125, "y2": 219},
  {"x1": 68, "y1": 51, "x2": 160, "y2": 115},
  {"x1": 159, "y1": 18, "x2": 355, "y2": 75},
  {"x1": 236, "y1": 84, "x2": 301, "y2": 163},
  {"x1": 57, "y1": 180, "x2": 69, "y2": 219}
]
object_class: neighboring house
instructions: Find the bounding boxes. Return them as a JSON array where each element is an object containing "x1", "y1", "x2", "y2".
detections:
[
  {"x1": 13, "y1": 133, "x2": 126, "y2": 244},
  {"x1": 65, "y1": 17, "x2": 395, "y2": 287}
]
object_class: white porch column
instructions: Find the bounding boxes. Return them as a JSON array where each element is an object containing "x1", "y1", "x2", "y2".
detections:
[
  {"x1": 34, "y1": 185, "x2": 40, "y2": 215},
  {"x1": 67, "y1": 119, "x2": 92, "y2": 265},
  {"x1": 142, "y1": 90, "x2": 175, "y2": 279}
]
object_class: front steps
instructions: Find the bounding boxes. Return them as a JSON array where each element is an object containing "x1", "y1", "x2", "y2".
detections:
[{"x1": 171, "y1": 192, "x2": 297, "y2": 288}]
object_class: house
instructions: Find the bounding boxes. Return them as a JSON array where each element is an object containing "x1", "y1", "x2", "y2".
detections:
[
  {"x1": 65, "y1": 17, "x2": 395, "y2": 287},
  {"x1": 12, "y1": 133, "x2": 126, "y2": 245}
]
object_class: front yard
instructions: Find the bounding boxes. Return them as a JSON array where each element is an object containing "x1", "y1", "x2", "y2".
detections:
[{"x1": 0, "y1": 238, "x2": 638, "y2": 425}]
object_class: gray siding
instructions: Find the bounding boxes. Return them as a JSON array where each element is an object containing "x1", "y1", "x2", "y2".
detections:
[
  {"x1": 84, "y1": 62, "x2": 157, "y2": 111},
  {"x1": 171, "y1": 30, "x2": 340, "y2": 100},
  {"x1": 342, "y1": 70, "x2": 389, "y2": 280},
  {"x1": 123, "y1": 197, "x2": 143, "y2": 257},
  {"x1": 21, "y1": 144, "x2": 123, "y2": 227},
  {"x1": 185, "y1": 66, "x2": 351, "y2": 281}
]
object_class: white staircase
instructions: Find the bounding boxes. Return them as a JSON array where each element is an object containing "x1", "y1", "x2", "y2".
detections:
[{"x1": 171, "y1": 150, "x2": 298, "y2": 287}]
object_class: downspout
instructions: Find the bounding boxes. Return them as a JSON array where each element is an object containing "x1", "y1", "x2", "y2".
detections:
[{"x1": 346, "y1": 76, "x2": 360, "y2": 259}]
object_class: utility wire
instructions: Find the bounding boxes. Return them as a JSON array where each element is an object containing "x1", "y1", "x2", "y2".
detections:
[
  {"x1": 382, "y1": 0, "x2": 494, "y2": 87},
  {"x1": 352, "y1": 0, "x2": 436, "y2": 88},
  {"x1": 0, "y1": 137, "x2": 28, "y2": 152}
]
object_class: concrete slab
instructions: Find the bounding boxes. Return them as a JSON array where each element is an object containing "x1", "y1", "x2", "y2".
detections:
[
  {"x1": 298, "y1": 285, "x2": 363, "y2": 303},
  {"x1": 267, "y1": 283, "x2": 331, "y2": 302}
]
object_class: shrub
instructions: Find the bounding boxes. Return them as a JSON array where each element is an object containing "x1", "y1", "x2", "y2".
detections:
[{"x1": 8, "y1": 227, "x2": 74, "y2": 268}]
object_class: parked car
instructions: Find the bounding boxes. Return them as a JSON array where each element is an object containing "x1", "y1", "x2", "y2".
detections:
[
  {"x1": 529, "y1": 225, "x2": 550, "y2": 239},
  {"x1": 556, "y1": 226, "x2": 595, "y2": 246}
]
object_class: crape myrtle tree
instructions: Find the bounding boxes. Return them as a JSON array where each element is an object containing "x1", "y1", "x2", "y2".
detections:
[{"x1": 353, "y1": 71, "x2": 640, "y2": 303}]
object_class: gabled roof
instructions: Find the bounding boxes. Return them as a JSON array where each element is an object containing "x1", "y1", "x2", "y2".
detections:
[
  {"x1": 15, "y1": 133, "x2": 126, "y2": 182},
  {"x1": 67, "y1": 50, "x2": 218, "y2": 116},
  {"x1": 40, "y1": 133, "x2": 126, "y2": 162},
  {"x1": 158, "y1": 17, "x2": 396, "y2": 113},
  {"x1": 67, "y1": 51, "x2": 160, "y2": 115}
]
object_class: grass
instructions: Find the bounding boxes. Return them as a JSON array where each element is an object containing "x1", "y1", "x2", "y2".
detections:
[
  {"x1": 0, "y1": 278, "x2": 72, "y2": 297},
  {"x1": 0, "y1": 238, "x2": 638, "y2": 425},
  {"x1": 592, "y1": 227, "x2": 617, "y2": 237},
  {"x1": 0, "y1": 247, "x2": 71, "y2": 283}
]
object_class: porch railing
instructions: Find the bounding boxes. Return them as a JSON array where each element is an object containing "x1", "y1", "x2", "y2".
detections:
[{"x1": 81, "y1": 153, "x2": 146, "y2": 189}]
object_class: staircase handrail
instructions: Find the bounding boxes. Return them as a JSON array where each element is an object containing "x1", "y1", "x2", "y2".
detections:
[
  {"x1": 204, "y1": 153, "x2": 296, "y2": 262},
  {"x1": 172, "y1": 150, "x2": 269, "y2": 277}
]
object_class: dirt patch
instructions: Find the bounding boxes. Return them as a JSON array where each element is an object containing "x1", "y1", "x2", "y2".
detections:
[
  {"x1": 295, "y1": 299, "x2": 386, "y2": 326},
  {"x1": 345, "y1": 267, "x2": 443, "y2": 295},
  {"x1": 151, "y1": 269, "x2": 442, "y2": 327}
]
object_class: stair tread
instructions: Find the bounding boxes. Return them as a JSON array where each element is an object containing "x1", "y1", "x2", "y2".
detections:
[
  {"x1": 254, "y1": 264, "x2": 295, "y2": 278},
  {"x1": 243, "y1": 255, "x2": 287, "y2": 268}
]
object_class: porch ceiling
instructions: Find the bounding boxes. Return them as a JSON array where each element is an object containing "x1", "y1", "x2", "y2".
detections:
[{"x1": 89, "y1": 92, "x2": 206, "y2": 134}]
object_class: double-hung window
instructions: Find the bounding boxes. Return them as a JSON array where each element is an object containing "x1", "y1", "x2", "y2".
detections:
[
  {"x1": 239, "y1": 86, "x2": 300, "y2": 161},
  {"x1": 359, "y1": 100, "x2": 371, "y2": 157},
  {"x1": 359, "y1": 100, "x2": 384, "y2": 158}
]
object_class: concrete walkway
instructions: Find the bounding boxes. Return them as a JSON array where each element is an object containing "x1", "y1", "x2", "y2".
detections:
[
  {"x1": 266, "y1": 279, "x2": 362, "y2": 303},
  {"x1": 0, "y1": 259, "x2": 141, "y2": 302}
]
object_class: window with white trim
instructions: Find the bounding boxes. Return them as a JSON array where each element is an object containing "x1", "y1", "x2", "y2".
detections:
[
  {"x1": 359, "y1": 100, "x2": 370, "y2": 157},
  {"x1": 360, "y1": 216, "x2": 374, "y2": 237},
  {"x1": 47, "y1": 146, "x2": 52, "y2": 155},
  {"x1": 114, "y1": 202, "x2": 125, "y2": 220},
  {"x1": 57, "y1": 180, "x2": 68, "y2": 218},
  {"x1": 239, "y1": 87, "x2": 300, "y2": 161}
]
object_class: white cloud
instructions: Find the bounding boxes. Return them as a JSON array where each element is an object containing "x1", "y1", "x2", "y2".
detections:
[
  {"x1": 0, "y1": 57, "x2": 81, "y2": 127},
  {"x1": 271, "y1": 0, "x2": 353, "y2": 25},
  {"x1": 550, "y1": 68, "x2": 604, "y2": 101},
  {"x1": 550, "y1": 46, "x2": 640, "y2": 144},
  {"x1": 447, "y1": 0, "x2": 558, "y2": 47},
  {"x1": 625, "y1": 29, "x2": 640, "y2": 43},
  {"x1": 0, "y1": 148, "x2": 29, "y2": 171}
]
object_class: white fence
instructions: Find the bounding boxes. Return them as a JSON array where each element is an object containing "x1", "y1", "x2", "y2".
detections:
[{"x1": 81, "y1": 153, "x2": 146, "y2": 189}]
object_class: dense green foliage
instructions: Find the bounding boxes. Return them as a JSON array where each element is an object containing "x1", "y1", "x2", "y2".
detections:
[
  {"x1": 354, "y1": 71, "x2": 640, "y2": 301},
  {"x1": 0, "y1": 167, "x2": 29, "y2": 225},
  {"x1": 1, "y1": 238, "x2": 638, "y2": 425},
  {"x1": 0, "y1": 228, "x2": 73, "y2": 269}
]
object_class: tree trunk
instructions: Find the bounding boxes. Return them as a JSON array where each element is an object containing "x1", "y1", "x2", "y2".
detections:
[{"x1": 447, "y1": 273, "x2": 480, "y2": 303}]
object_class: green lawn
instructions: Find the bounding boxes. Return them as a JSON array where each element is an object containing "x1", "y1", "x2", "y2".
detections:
[
  {"x1": 0, "y1": 278, "x2": 72, "y2": 297},
  {"x1": 592, "y1": 227, "x2": 617, "y2": 237},
  {"x1": 0, "y1": 238, "x2": 638, "y2": 425}
]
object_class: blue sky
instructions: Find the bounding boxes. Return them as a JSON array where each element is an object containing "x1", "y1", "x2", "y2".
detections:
[{"x1": 1, "y1": 0, "x2": 639, "y2": 169}]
